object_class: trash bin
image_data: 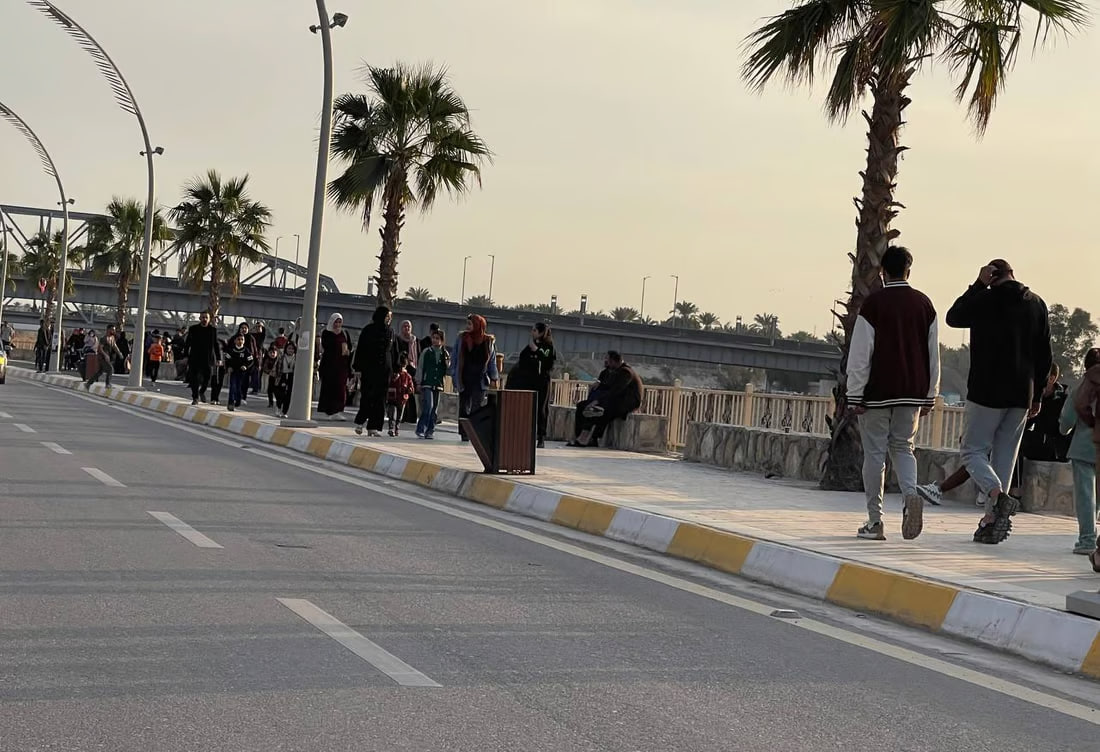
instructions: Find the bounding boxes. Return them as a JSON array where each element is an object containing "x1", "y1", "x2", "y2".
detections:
[{"x1": 460, "y1": 389, "x2": 537, "y2": 474}]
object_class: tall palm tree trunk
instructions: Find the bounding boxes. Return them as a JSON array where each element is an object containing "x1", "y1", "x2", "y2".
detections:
[
  {"x1": 208, "y1": 251, "x2": 223, "y2": 319},
  {"x1": 116, "y1": 276, "x2": 130, "y2": 331},
  {"x1": 376, "y1": 175, "x2": 406, "y2": 310},
  {"x1": 821, "y1": 70, "x2": 912, "y2": 492}
]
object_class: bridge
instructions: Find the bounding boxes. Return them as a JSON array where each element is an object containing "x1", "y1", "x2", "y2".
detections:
[{"x1": 3, "y1": 270, "x2": 839, "y2": 376}]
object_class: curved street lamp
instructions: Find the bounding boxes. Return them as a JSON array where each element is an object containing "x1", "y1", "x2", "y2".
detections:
[
  {"x1": 0, "y1": 100, "x2": 70, "y2": 371},
  {"x1": 28, "y1": 1, "x2": 162, "y2": 389},
  {"x1": 283, "y1": 1, "x2": 348, "y2": 426}
]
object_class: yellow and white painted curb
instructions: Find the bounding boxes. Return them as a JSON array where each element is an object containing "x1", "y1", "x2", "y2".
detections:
[{"x1": 21, "y1": 367, "x2": 1100, "y2": 678}]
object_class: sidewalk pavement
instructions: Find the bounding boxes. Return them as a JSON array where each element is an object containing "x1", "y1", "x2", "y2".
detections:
[{"x1": 14, "y1": 365, "x2": 1100, "y2": 678}]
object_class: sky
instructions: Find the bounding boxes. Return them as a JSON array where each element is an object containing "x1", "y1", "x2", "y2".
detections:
[{"x1": 0, "y1": 0, "x2": 1096, "y2": 342}]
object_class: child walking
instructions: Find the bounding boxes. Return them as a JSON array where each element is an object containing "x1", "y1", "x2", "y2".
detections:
[
  {"x1": 261, "y1": 344, "x2": 280, "y2": 408},
  {"x1": 416, "y1": 329, "x2": 448, "y2": 439},
  {"x1": 386, "y1": 355, "x2": 415, "y2": 437},
  {"x1": 147, "y1": 334, "x2": 165, "y2": 387},
  {"x1": 224, "y1": 333, "x2": 255, "y2": 411}
]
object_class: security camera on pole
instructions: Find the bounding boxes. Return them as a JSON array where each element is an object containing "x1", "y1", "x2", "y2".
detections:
[{"x1": 283, "y1": 1, "x2": 348, "y2": 426}]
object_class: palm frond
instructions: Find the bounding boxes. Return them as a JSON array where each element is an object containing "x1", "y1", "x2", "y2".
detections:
[{"x1": 0, "y1": 100, "x2": 58, "y2": 180}]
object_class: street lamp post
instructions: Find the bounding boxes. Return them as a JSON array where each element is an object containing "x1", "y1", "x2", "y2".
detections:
[
  {"x1": 0, "y1": 100, "x2": 70, "y2": 371},
  {"x1": 284, "y1": 2, "x2": 347, "y2": 426},
  {"x1": 294, "y1": 234, "x2": 302, "y2": 266},
  {"x1": 274, "y1": 236, "x2": 284, "y2": 287},
  {"x1": 487, "y1": 254, "x2": 496, "y2": 305},
  {"x1": 0, "y1": 213, "x2": 9, "y2": 332},
  {"x1": 640, "y1": 275, "x2": 651, "y2": 320},
  {"x1": 29, "y1": 1, "x2": 164, "y2": 387},
  {"x1": 461, "y1": 255, "x2": 472, "y2": 305},
  {"x1": 670, "y1": 274, "x2": 680, "y2": 328}
]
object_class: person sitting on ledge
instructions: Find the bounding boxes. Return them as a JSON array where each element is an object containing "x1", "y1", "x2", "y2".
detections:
[{"x1": 569, "y1": 350, "x2": 644, "y2": 448}]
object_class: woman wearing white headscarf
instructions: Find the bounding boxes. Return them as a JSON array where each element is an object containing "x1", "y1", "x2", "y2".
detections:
[
  {"x1": 396, "y1": 320, "x2": 420, "y2": 424},
  {"x1": 317, "y1": 312, "x2": 353, "y2": 419}
]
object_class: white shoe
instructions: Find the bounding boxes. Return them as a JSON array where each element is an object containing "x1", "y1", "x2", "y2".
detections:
[
  {"x1": 333, "y1": 413, "x2": 348, "y2": 422},
  {"x1": 355, "y1": 424, "x2": 364, "y2": 436},
  {"x1": 915, "y1": 482, "x2": 943, "y2": 506}
]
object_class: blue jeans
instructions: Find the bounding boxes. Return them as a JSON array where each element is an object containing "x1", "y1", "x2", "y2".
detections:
[
  {"x1": 228, "y1": 370, "x2": 248, "y2": 406},
  {"x1": 417, "y1": 387, "x2": 439, "y2": 436},
  {"x1": 1072, "y1": 459, "x2": 1097, "y2": 550}
]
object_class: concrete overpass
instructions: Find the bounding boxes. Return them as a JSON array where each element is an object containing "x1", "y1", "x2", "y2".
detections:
[{"x1": 4, "y1": 271, "x2": 840, "y2": 376}]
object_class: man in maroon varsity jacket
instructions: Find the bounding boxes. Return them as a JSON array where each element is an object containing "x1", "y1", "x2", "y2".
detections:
[{"x1": 847, "y1": 246, "x2": 941, "y2": 541}]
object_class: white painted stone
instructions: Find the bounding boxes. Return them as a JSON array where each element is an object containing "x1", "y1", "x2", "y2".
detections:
[
  {"x1": 228, "y1": 418, "x2": 246, "y2": 434},
  {"x1": 288, "y1": 432, "x2": 313, "y2": 452},
  {"x1": 1005, "y1": 607, "x2": 1100, "y2": 671},
  {"x1": 255, "y1": 424, "x2": 276, "y2": 442},
  {"x1": 635, "y1": 515, "x2": 681, "y2": 553},
  {"x1": 605, "y1": 508, "x2": 649, "y2": 545},
  {"x1": 431, "y1": 467, "x2": 467, "y2": 495},
  {"x1": 941, "y1": 592, "x2": 1026, "y2": 649},
  {"x1": 741, "y1": 542, "x2": 841, "y2": 600},
  {"x1": 385, "y1": 456, "x2": 408, "y2": 479},
  {"x1": 525, "y1": 488, "x2": 564, "y2": 521},
  {"x1": 326, "y1": 441, "x2": 354, "y2": 465}
]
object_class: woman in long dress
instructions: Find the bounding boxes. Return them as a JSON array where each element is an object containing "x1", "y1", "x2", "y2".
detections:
[
  {"x1": 454, "y1": 314, "x2": 498, "y2": 441},
  {"x1": 396, "y1": 320, "x2": 420, "y2": 425},
  {"x1": 317, "y1": 313, "x2": 352, "y2": 420},
  {"x1": 353, "y1": 306, "x2": 396, "y2": 437}
]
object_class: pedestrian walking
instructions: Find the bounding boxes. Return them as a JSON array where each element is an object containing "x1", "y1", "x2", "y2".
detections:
[
  {"x1": 274, "y1": 341, "x2": 297, "y2": 418},
  {"x1": 210, "y1": 337, "x2": 227, "y2": 406},
  {"x1": 396, "y1": 320, "x2": 420, "y2": 425},
  {"x1": 261, "y1": 344, "x2": 279, "y2": 408},
  {"x1": 147, "y1": 334, "x2": 165, "y2": 387},
  {"x1": 186, "y1": 312, "x2": 221, "y2": 405},
  {"x1": 250, "y1": 321, "x2": 267, "y2": 394},
  {"x1": 946, "y1": 259, "x2": 1053, "y2": 545},
  {"x1": 506, "y1": 322, "x2": 557, "y2": 448},
  {"x1": 34, "y1": 319, "x2": 50, "y2": 372},
  {"x1": 453, "y1": 314, "x2": 499, "y2": 442},
  {"x1": 317, "y1": 313, "x2": 353, "y2": 421},
  {"x1": 224, "y1": 333, "x2": 255, "y2": 412},
  {"x1": 386, "y1": 355, "x2": 416, "y2": 436},
  {"x1": 84, "y1": 332, "x2": 123, "y2": 390},
  {"x1": 353, "y1": 307, "x2": 396, "y2": 437},
  {"x1": 416, "y1": 329, "x2": 448, "y2": 439},
  {"x1": 846, "y1": 246, "x2": 940, "y2": 541},
  {"x1": 1061, "y1": 348, "x2": 1100, "y2": 556}
]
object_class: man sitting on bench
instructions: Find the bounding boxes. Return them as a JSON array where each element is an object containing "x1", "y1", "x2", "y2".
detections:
[{"x1": 569, "y1": 350, "x2": 644, "y2": 448}]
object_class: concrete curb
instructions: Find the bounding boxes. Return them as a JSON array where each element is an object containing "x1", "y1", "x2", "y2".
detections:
[{"x1": 20, "y1": 366, "x2": 1100, "y2": 678}]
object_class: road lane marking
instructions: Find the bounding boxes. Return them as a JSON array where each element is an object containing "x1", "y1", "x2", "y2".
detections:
[
  {"x1": 82, "y1": 467, "x2": 125, "y2": 487},
  {"x1": 38, "y1": 383, "x2": 1100, "y2": 722},
  {"x1": 277, "y1": 598, "x2": 441, "y2": 688},
  {"x1": 12, "y1": 423, "x2": 35, "y2": 433},
  {"x1": 40, "y1": 442, "x2": 72, "y2": 455},
  {"x1": 0, "y1": 411, "x2": 12, "y2": 418},
  {"x1": 147, "y1": 511, "x2": 223, "y2": 549}
]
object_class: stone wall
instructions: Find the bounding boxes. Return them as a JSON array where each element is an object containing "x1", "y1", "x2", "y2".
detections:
[
  {"x1": 437, "y1": 392, "x2": 667, "y2": 453},
  {"x1": 684, "y1": 422, "x2": 1075, "y2": 516}
]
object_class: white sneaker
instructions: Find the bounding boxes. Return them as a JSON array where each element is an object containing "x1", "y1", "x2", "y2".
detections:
[
  {"x1": 333, "y1": 413, "x2": 348, "y2": 422},
  {"x1": 354, "y1": 424, "x2": 364, "y2": 436},
  {"x1": 915, "y1": 482, "x2": 943, "y2": 506}
]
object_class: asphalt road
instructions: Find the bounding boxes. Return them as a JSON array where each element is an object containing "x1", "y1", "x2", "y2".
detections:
[{"x1": 1, "y1": 376, "x2": 1099, "y2": 752}]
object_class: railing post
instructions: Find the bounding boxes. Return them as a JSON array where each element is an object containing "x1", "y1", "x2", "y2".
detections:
[
  {"x1": 668, "y1": 378, "x2": 683, "y2": 450},
  {"x1": 740, "y1": 382, "x2": 754, "y2": 426},
  {"x1": 931, "y1": 395, "x2": 946, "y2": 448}
]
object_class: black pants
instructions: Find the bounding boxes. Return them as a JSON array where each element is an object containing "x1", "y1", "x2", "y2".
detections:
[
  {"x1": 536, "y1": 379, "x2": 551, "y2": 440},
  {"x1": 35, "y1": 346, "x2": 48, "y2": 372},
  {"x1": 87, "y1": 357, "x2": 113, "y2": 388},
  {"x1": 276, "y1": 374, "x2": 294, "y2": 414},
  {"x1": 149, "y1": 361, "x2": 160, "y2": 383},
  {"x1": 457, "y1": 384, "x2": 487, "y2": 440},
  {"x1": 190, "y1": 365, "x2": 211, "y2": 401},
  {"x1": 355, "y1": 379, "x2": 388, "y2": 432},
  {"x1": 210, "y1": 367, "x2": 225, "y2": 403},
  {"x1": 574, "y1": 399, "x2": 619, "y2": 446}
]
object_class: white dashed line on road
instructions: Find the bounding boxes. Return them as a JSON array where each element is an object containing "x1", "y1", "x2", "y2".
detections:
[
  {"x1": 13, "y1": 423, "x2": 35, "y2": 433},
  {"x1": 277, "y1": 598, "x2": 442, "y2": 688},
  {"x1": 147, "y1": 511, "x2": 223, "y2": 549},
  {"x1": 40, "y1": 442, "x2": 72, "y2": 455},
  {"x1": 0, "y1": 411, "x2": 12, "y2": 418},
  {"x1": 81, "y1": 467, "x2": 125, "y2": 487}
]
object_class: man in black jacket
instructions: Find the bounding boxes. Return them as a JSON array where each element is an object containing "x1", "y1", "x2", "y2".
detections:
[
  {"x1": 946, "y1": 259, "x2": 1052, "y2": 545},
  {"x1": 186, "y1": 311, "x2": 221, "y2": 405},
  {"x1": 570, "y1": 351, "x2": 644, "y2": 447}
]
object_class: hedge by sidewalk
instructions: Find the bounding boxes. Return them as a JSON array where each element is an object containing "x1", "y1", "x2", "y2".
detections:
[{"x1": 17, "y1": 365, "x2": 1100, "y2": 679}]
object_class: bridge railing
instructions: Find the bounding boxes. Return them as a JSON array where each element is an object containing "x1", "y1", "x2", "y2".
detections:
[{"x1": 546, "y1": 376, "x2": 966, "y2": 451}]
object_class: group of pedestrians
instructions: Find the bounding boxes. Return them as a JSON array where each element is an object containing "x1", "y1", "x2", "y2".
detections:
[{"x1": 848, "y1": 250, "x2": 1100, "y2": 562}]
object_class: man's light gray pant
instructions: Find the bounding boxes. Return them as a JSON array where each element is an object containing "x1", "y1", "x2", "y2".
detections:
[
  {"x1": 860, "y1": 406, "x2": 920, "y2": 525},
  {"x1": 960, "y1": 402, "x2": 1027, "y2": 513}
]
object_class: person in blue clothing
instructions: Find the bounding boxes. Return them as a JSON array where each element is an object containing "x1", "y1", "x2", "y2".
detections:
[
  {"x1": 452, "y1": 314, "x2": 499, "y2": 442},
  {"x1": 1061, "y1": 348, "x2": 1100, "y2": 556}
]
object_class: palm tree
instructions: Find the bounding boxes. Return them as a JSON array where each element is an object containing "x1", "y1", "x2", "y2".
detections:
[
  {"x1": 86, "y1": 197, "x2": 173, "y2": 330},
  {"x1": 751, "y1": 313, "x2": 781, "y2": 339},
  {"x1": 610, "y1": 306, "x2": 640, "y2": 323},
  {"x1": 169, "y1": 170, "x2": 272, "y2": 318},
  {"x1": 329, "y1": 62, "x2": 491, "y2": 309},
  {"x1": 674, "y1": 301, "x2": 700, "y2": 328},
  {"x1": 465, "y1": 294, "x2": 494, "y2": 308},
  {"x1": 20, "y1": 230, "x2": 84, "y2": 326},
  {"x1": 789, "y1": 331, "x2": 823, "y2": 344},
  {"x1": 404, "y1": 286, "x2": 434, "y2": 302},
  {"x1": 743, "y1": 0, "x2": 1087, "y2": 489},
  {"x1": 698, "y1": 312, "x2": 720, "y2": 330}
]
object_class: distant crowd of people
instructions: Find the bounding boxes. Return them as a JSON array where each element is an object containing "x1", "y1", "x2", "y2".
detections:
[{"x1": 849, "y1": 248, "x2": 1098, "y2": 568}]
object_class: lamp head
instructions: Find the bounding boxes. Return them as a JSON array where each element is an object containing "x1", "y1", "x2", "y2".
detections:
[{"x1": 332, "y1": 13, "x2": 348, "y2": 27}]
